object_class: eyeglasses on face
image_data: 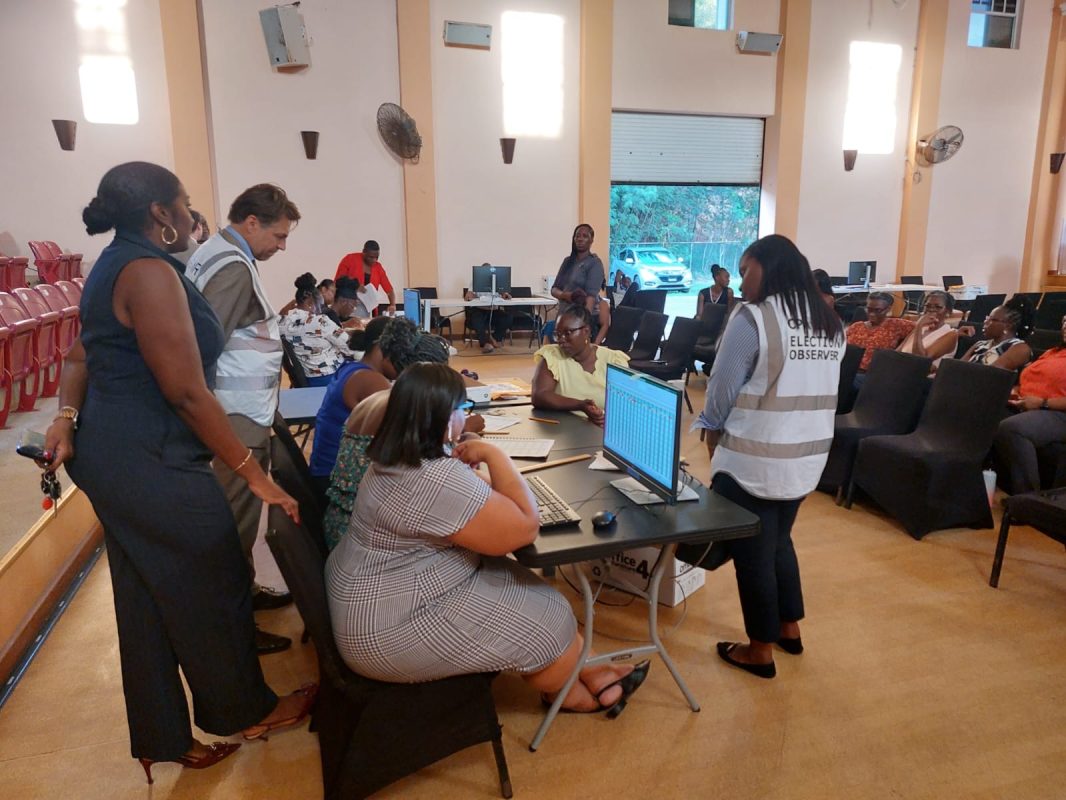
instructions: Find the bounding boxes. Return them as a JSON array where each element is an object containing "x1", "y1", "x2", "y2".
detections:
[
  {"x1": 865, "y1": 305, "x2": 889, "y2": 315},
  {"x1": 556, "y1": 324, "x2": 588, "y2": 339},
  {"x1": 455, "y1": 399, "x2": 475, "y2": 413}
]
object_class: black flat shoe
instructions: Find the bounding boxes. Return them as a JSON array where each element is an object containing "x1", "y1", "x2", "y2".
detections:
[
  {"x1": 252, "y1": 586, "x2": 293, "y2": 611},
  {"x1": 716, "y1": 642, "x2": 775, "y2": 679},
  {"x1": 255, "y1": 626, "x2": 292, "y2": 655},
  {"x1": 778, "y1": 637, "x2": 803, "y2": 655}
]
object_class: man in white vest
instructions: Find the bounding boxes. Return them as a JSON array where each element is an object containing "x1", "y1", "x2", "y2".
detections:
[{"x1": 187, "y1": 184, "x2": 301, "y2": 654}]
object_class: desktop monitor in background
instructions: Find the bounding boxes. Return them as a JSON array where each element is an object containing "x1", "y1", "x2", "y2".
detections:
[
  {"x1": 847, "y1": 260, "x2": 876, "y2": 287},
  {"x1": 402, "y1": 288, "x2": 422, "y2": 329},
  {"x1": 603, "y1": 364, "x2": 682, "y2": 504},
  {"x1": 471, "y1": 265, "x2": 512, "y2": 295}
]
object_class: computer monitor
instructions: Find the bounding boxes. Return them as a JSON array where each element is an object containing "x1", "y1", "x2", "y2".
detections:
[
  {"x1": 402, "y1": 288, "x2": 422, "y2": 329},
  {"x1": 471, "y1": 265, "x2": 512, "y2": 295},
  {"x1": 603, "y1": 364, "x2": 682, "y2": 504},
  {"x1": 847, "y1": 260, "x2": 876, "y2": 287}
]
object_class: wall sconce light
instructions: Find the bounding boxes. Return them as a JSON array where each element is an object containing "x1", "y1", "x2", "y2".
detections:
[
  {"x1": 844, "y1": 150, "x2": 858, "y2": 171},
  {"x1": 1051, "y1": 153, "x2": 1065, "y2": 174},
  {"x1": 301, "y1": 130, "x2": 319, "y2": 160},
  {"x1": 52, "y1": 119, "x2": 77, "y2": 151},
  {"x1": 500, "y1": 137, "x2": 516, "y2": 164}
]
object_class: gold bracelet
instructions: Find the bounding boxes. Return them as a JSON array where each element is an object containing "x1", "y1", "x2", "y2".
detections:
[{"x1": 233, "y1": 449, "x2": 253, "y2": 473}]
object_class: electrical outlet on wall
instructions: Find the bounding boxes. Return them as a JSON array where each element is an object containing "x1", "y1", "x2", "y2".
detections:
[{"x1": 541, "y1": 275, "x2": 553, "y2": 294}]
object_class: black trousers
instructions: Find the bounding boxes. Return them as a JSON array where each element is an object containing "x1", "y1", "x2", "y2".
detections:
[
  {"x1": 712, "y1": 472, "x2": 805, "y2": 643},
  {"x1": 467, "y1": 308, "x2": 511, "y2": 346},
  {"x1": 69, "y1": 397, "x2": 277, "y2": 760}
]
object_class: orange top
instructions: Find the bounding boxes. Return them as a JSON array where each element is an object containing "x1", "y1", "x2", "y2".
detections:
[{"x1": 1019, "y1": 348, "x2": 1066, "y2": 399}]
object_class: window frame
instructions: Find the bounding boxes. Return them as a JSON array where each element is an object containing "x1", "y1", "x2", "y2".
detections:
[
  {"x1": 968, "y1": 0, "x2": 1023, "y2": 50},
  {"x1": 667, "y1": 0, "x2": 733, "y2": 32}
]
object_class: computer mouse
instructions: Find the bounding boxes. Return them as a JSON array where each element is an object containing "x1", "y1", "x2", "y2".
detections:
[{"x1": 591, "y1": 510, "x2": 616, "y2": 529}]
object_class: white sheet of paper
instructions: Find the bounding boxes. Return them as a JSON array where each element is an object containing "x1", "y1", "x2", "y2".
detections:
[
  {"x1": 589, "y1": 450, "x2": 621, "y2": 471},
  {"x1": 492, "y1": 438, "x2": 555, "y2": 459},
  {"x1": 481, "y1": 415, "x2": 522, "y2": 432}
]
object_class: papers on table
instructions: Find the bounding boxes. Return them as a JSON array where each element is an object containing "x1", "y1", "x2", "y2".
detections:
[
  {"x1": 492, "y1": 438, "x2": 555, "y2": 459},
  {"x1": 480, "y1": 415, "x2": 522, "y2": 433},
  {"x1": 484, "y1": 380, "x2": 531, "y2": 399},
  {"x1": 609, "y1": 476, "x2": 699, "y2": 505},
  {"x1": 588, "y1": 450, "x2": 621, "y2": 471}
]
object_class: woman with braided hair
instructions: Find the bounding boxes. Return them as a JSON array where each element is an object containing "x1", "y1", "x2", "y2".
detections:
[{"x1": 961, "y1": 295, "x2": 1034, "y2": 372}]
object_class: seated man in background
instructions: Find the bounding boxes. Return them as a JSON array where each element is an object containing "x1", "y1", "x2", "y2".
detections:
[{"x1": 464, "y1": 280, "x2": 512, "y2": 353}]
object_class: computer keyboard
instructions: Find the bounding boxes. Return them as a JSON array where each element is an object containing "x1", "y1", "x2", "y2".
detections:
[{"x1": 527, "y1": 475, "x2": 582, "y2": 529}]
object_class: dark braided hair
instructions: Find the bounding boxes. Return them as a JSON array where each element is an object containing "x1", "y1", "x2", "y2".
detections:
[
  {"x1": 1001, "y1": 294, "x2": 1036, "y2": 340},
  {"x1": 377, "y1": 318, "x2": 449, "y2": 373},
  {"x1": 293, "y1": 272, "x2": 316, "y2": 304}
]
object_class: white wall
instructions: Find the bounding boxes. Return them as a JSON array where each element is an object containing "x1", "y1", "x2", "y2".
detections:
[
  {"x1": 612, "y1": 0, "x2": 779, "y2": 117},
  {"x1": 429, "y1": 0, "x2": 581, "y2": 296},
  {"x1": 924, "y1": 1, "x2": 1052, "y2": 294},
  {"x1": 794, "y1": 0, "x2": 919, "y2": 277},
  {"x1": 200, "y1": 0, "x2": 405, "y2": 306},
  {"x1": 0, "y1": 0, "x2": 174, "y2": 269}
]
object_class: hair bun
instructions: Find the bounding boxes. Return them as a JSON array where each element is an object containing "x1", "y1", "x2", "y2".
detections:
[
  {"x1": 82, "y1": 195, "x2": 116, "y2": 235},
  {"x1": 294, "y1": 272, "x2": 316, "y2": 292}
]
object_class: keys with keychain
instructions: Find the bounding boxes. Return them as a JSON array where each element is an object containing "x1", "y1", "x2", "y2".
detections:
[{"x1": 41, "y1": 470, "x2": 61, "y2": 511}]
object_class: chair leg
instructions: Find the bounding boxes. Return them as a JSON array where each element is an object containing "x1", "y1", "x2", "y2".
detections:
[
  {"x1": 989, "y1": 511, "x2": 1013, "y2": 588},
  {"x1": 491, "y1": 731, "x2": 513, "y2": 799},
  {"x1": 843, "y1": 479, "x2": 855, "y2": 510},
  {"x1": 683, "y1": 387, "x2": 693, "y2": 414}
]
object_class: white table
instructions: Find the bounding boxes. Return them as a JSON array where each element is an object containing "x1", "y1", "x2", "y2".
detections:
[
  {"x1": 832, "y1": 283, "x2": 942, "y2": 294},
  {"x1": 421, "y1": 296, "x2": 558, "y2": 333}
]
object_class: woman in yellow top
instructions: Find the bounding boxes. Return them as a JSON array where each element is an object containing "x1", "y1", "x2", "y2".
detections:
[{"x1": 532, "y1": 304, "x2": 629, "y2": 425}]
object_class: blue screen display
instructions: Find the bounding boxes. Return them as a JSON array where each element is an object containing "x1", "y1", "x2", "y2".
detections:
[
  {"x1": 403, "y1": 288, "x2": 421, "y2": 328},
  {"x1": 603, "y1": 364, "x2": 681, "y2": 497}
]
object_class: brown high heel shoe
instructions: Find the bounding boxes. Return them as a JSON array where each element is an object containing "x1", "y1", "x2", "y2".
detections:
[
  {"x1": 137, "y1": 741, "x2": 241, "y2": 784},
  {"x1": 242, "y1": 683, "x2": 318, "y2": 742}
]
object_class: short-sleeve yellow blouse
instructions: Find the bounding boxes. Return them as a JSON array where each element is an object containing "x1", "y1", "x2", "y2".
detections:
[{"x1": 533, "y1": 344, "x2": 631, "y2": 410}]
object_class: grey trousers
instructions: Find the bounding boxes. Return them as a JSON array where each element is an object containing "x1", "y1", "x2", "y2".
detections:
[
  {"x1": 213, "y1": 414, "x2": 271, "y2": 583},
  {"x1": 994, "y1": 409, "x2": 1066, "y2": 494}
]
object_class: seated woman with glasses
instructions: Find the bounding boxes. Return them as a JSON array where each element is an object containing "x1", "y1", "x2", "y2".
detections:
[
  {"x1": 845, "y1": 291, "x2": 915, "y2": 387},
  {"x1": 531, "y1": 302, "x2": 629, "y2": 425},
  {"x1": 897, "y1": 290, "x2": 959, "y2": 373},
  {"x1": 326, "y1": 364, "x2": 649, "y2": 713},
  {"x1": 960, "y1": 295, "x2": 1034, "y2": 371}
]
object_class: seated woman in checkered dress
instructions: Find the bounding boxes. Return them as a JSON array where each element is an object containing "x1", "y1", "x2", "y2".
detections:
[{"x1": 325, "y1": 363, "x2": 650, "y2": 714}]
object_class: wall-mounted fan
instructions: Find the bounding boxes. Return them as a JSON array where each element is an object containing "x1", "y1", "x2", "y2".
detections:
[
  {"x1": 917, "y1": 125, "x2": 963, "y2": 167},
  {"x1": 376, "y1": 102, "x2": 422, "y2": 162}
]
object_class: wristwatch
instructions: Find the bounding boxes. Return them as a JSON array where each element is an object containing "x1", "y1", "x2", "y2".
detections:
[
  {"x1": 1040, "y1": 398, "x2": 1050, "y2": 410},
  {"x1": 54, "y1": 406, "x2": 79, "y2": 429}
]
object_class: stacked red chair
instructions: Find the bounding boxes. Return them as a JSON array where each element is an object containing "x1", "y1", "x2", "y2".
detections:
[
  {"x1": 28, "y1": 241, "x2": 62, "y2": 285},
  {"x1": 5, "y1": 257, "x2": 29, "y2": 291},
  {"x1": 0, "y1": 257, "x2": 9, "y2": 292},
  {"x1": 0, "y1": 324, "x2": 12, "y2": 428},
  {"x1": 68, "y1": 253, "x2": 84, "y2": 280},
  {"x1": 0, "y1": 292, "x2": 42, "y2": 411},
  {"x1": 10, "y1": 288, "x2": 62, "y2": 397},
  {"x1": 33, "y1": 283, "x2": 79, "y2": 356},
  {"x1": 56, "y1": 279, "x2": 82, "y2": 310}
]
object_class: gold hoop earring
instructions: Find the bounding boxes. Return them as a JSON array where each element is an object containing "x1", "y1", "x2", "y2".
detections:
[{"x1": 161, "y1": 224, "x2": 178, "y2": 245}]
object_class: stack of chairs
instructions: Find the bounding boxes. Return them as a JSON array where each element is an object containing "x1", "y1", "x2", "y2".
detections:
[{"x1": 28, "y1": 241, "x2": 83, "y2": 284}]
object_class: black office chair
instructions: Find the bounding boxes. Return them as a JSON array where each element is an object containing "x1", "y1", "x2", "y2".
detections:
[
  {"x1": 629, "y1": 316, "x2": 703, "y2": 412},
  {"x1": 506, "y1": 286, "x2": 541, "y2": 347},
  {"x1": 941, "y1": 275, "x2": 963, "y2": 291},
  {"x1": 270, "y1": 413, "x2": 327, "y2": 556},
  {"x1": 628, "y1": 311, "x2": 668, "y2": 361},
  {"x1": 1035, "y1": 293, "x2": 1066, "y2": 330},
  {"x1": 963, "y1": 293, "x2": 1006, "y2": 332},
  {"x1": 633, "y1": 289, "x2": 667, "y2": 313},
  {"x1": 603, "y1": 306, "x2": 643, "y2": 352},
  {"x1": 835, "y1": 344, "x2": 864, "y2": 415},
  {"x1": 281, "y1": 336, "x2": 309, "y2": 388},
  {"x1": 266, "y1": 507, "x2": 513, "y2": 800},
  {"x1": 989, "y1": 487, "x2": 1066, "y2": 588},
  {"x1": 900, "y1": 275, "x2": 925, "y2": 315},
  {"x1": 818, "y1": 350, "x2": 932, "y2": 499},
  {"x1": 847, "y1": 359, "x2": 1015, "y2": 538},
  {"x1": 691, "y1": 303, "x2": 728, "y2": 375},
  {"x1": 412, "y1": 287, "x2": 452, "y2": 340}
]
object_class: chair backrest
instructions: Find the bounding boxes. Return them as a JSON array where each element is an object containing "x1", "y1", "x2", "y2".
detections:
[
  {"x1": 965, "y1": 293, "x2": 1006, "y2": 330},
  {"x1": 696, "y1": 303, "x2": 728, "y2": 345},
  {"x1": 7, "y1": 258, "x2": 29, "y2": 291},
  {"x1": 603, "y1": 306, "x2": 643, "y2": 351},
  {"x1": 55, "y1": 280, "x2": 81, "y2": 306},
  {"x1": 941, "y1": 275, "x2": 963, "y2": 290},
  {"x1": 916, "y1": 358, "x2": 1016, "y2": 458},
  {"x1": 1029, "y1": 329, "x2": 1061, "y2": 360},
  {"x1": 506, "y1": 285, "x2": 536, "y2": 324},
  {"x1": 847, "y1": 350, "x2": 932, "y2": 432},
  {"x1": 0, "y1": 257, "x2": 9, "y2": 292},
  {"x1": 280, "y1": 336, "x2": 310, "y2": 388},
  {"x1": 659, "y1": 316, "x2": 703, "y2": 366},
  {"x1": 266, "y1": 506, "x2": 366, "y2": 695},
  {"x1": 1035, "y1": 293, "x2": 1066, "y2": 331},
  {"x1": 629, "y1": 311, "x2": 668, "y2": 360},
  {"x1": 270, "y1": 415, "x2": 327, "y2": 556},
  {"x1": 836, "y1": 344, "x2": 864, "y2": 414},
  {"x1": 510, "y1": 286, "x2": 532, "y2": 298},
  {"x1": 633, "y1": 289, "x2": 667, "y2": 313}
]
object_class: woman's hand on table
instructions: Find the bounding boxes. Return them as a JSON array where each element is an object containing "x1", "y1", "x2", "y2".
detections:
[
  {"x1": 452, "y1": 439, "x2": 502, "y2": 469},
  {"x1": 582, "y1": 400, "x2": 605, "y2": 426}
]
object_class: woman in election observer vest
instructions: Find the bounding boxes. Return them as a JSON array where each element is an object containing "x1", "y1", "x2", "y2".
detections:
[{"x1": 684, "y1": 234, "x2": 845, "y2": 680}]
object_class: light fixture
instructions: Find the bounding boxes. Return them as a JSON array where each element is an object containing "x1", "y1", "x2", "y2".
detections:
[
  {"x1": 52, "y1": 120, "x2": 77, "y2": 151},
  {"x1": 844, "y1": 150, "x2": 858, "y2": 172},
  {"x1": 500, "y1": 137, "x2": 516, "y2": 164},
  {"x1": 1052, "y1": 153, "x2": 1065, "y2": 174},
  {"x1": 301, "y1": 130, "x2": 319, "y2": 159}
]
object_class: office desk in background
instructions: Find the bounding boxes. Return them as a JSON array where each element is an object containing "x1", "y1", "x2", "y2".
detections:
[
  {"x1": 832, "y1": 283, "x2": 941, "y2": 295},
  {"x1": 278, "y1": 385, "x2": 328, "y2": 425},
  {"x1": 421, "y1": 295, "x2": 557, "y2": 334}
]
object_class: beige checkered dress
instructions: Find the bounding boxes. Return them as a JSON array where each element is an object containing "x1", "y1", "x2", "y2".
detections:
[{"x1": 326, "y1": 457, "x2": 576, "y2": 682}]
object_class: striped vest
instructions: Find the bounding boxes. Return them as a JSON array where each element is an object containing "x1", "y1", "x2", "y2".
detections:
[
  {"x1": 186, "y1": 233, "x2": 282, "y2": 427},
  {"x1": 712, "y1": 296, "x2": 845, "y2": 500}
]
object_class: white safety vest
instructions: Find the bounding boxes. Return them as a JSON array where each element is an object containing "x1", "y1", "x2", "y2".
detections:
[
  {"x1": 712, "y1": 296, "x2": 845, "y2": 500},
  {"x1": 187, "y1": 233, "x2": 282, "y2": 427}
]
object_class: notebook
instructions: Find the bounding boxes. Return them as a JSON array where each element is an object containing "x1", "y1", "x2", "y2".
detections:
[{"x1": 491, "y1": 438, "x2": 555, "y2": 460}]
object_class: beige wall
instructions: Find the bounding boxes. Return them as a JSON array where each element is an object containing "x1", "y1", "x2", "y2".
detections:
[
  {"x1": 612, "y1": 0, "x2": 779, "y2": 116},
  {"x1": 924, "y1": 0, "x2": 1053, "y2": 294},
  {"x1": 0, "y1": 0, "x2": 175, "y2": 267},
  {"x1": 199, "y1": 0, "x2": 406, "y2": 305},
  {"x1": 429, "y1": 0, "x2": 582, "y2": 297}
]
